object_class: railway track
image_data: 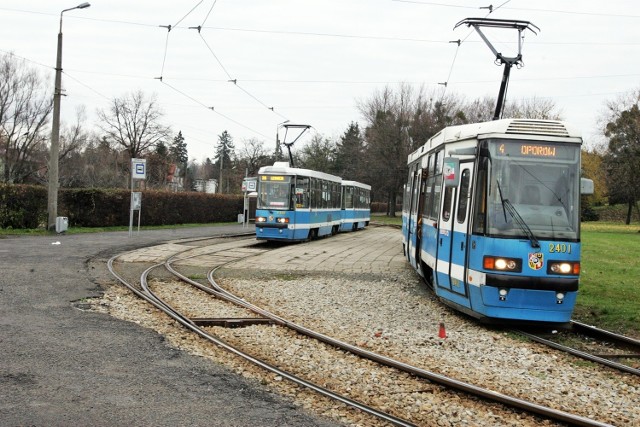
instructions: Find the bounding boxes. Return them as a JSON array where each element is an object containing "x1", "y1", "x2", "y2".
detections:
[
  {"x1": 106, "y1": 235, "x2": 613, "y2": 427},
  {"x1": 516, "y1": 322, "x2": 640, "y2": 376}
]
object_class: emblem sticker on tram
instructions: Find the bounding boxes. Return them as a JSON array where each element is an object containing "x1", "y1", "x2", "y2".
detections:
[{"x1": 528, "y1": 252, "x2": 544, "y2": 270}]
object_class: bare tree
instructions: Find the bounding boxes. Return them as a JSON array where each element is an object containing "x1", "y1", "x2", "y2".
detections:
[
  {"x1": 237, "y1": 137, "x2": 270, "y2": 176},
  {"x1": 96, "y1": 90, "x2": 170, "y2": 160},
  {"x1": 503, "y1": 96, "x2": 563, "y2": 120},
  {"x1": 81, "y1": 135, "x2": 124, "y2": 188},
  {"x1": 358, "y1": 84, "x2": 413, "y2": 215},
  {"x1": 358, "y1": 84, "x2": 468, "y2": 215},
  {"x1": 0, "y1": 53, "x2": 53, "y2": 183},
  {"x1": 58, "y1": 106, "x2": 90, "y2": 187}
]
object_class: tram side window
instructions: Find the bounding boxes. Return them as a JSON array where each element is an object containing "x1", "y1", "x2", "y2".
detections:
[
  {"x1": 472, "y1": 158, "x2": 488, "y2": 234},
  {"x1": 344, "y1": 186, "x2": 353, "y2": 209},
  {"x1": 333, "y1": 183, "x2": 341, "y2": 209},
  {"x1": 403, "y1": 170, "x2": 413, "y2": 213},
  {"x1": 361, "y1": 189, "x2": 368, "y2": 208},
  {"x1": 310, "y1": 178, "x2": 317, "y2": 209},
  {"x1": 295, "y1": 177, "x2": 310, "y2": 209},
  {"x1": 320, "y1": 181, "x2": 327, "y2": 208},
  {"x1": 434, "y1": 151, "x2": 443, "y2": 174},
  {"x1": 441, "y1": 187, "x2": 453, "y2": 222},
  {"x1": 432, "y1": 175, "x2": 442, "y2": 219},
  {"x1": 423, "y1": 176, "x2": 434, "y2": 218},
  {"x1": 456, "y1": 169, "x2": 471, "y2": 223}
]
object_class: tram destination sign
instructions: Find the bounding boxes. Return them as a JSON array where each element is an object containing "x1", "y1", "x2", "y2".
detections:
[
  {"x1": 260, "y1": 175, "x2": 289, "y2": 182},
  {"x1": 496, "y1": 142, "x2": 576, "y2": 160}
]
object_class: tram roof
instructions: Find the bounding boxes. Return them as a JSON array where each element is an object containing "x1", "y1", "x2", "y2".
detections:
[
  {"x1": 408, "y1": 118, "x2": 583, "y2": 164},
  {"x1": 341, "y1": 180, "x2": 372, "y2": 191},
  {"x1": 258, "y1": 162, "x2": 342, "y2": 183}
]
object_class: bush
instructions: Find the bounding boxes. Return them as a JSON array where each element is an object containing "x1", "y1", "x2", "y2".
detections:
[
  {"x1": 0, "y1": 184, "x2": 47, "y2": 228},
  {"x1": 580, "y1": 196, "x2": 600, "y2": 222},
  {"x1": 0, "y1": 184, "x2": 244, "y2": 229},
  {"x1": 61, "y1": 188, "x2": 243, "y2": 227}
]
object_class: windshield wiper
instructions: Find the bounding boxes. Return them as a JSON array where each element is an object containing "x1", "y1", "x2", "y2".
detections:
[
  {"x1": 502, "y1": 198, "x2": 540, "y2": 248},
  {"x1": 486, "y1": 147, "x2": 540, "y2": 248}
]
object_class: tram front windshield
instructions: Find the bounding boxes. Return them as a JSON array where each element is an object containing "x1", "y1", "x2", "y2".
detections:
[
  {"x1": 257, "y1": 175, "x2": 292, "y2": 210},
  {"x1": 480, "y1": 139, "x2": 581, "y2": 241}
]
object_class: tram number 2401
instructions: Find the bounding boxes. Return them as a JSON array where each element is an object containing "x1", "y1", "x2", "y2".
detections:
[{"x1": 549, "y1": 243, "x2": 572, "y2": 254}]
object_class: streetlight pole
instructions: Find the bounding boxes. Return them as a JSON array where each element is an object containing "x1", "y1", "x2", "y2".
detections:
[{"x1": 47, "y1": 2, "x2": 90, "y2": 231}]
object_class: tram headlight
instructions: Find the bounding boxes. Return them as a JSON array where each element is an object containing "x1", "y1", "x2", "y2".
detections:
[
  {"x1": 276, "y1": 217, "x2": 289, "y2": 224},
  {"x1": 548, "y1": 261, "x2": 580, "y2": 275},
  {"x1": 256, "y1": 216, "x2": 267, "y2": 223},
  {"x1": 483, "y1": 256, "x2": 522, "y2": 272}
]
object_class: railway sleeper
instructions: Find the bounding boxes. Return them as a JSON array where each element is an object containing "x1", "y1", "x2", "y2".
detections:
[{"x1": 191, "y1": 317, "x2": 274, "y2": 328}]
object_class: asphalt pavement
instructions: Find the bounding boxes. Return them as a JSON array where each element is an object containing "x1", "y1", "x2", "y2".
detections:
[{"x1": 0, "y1": 225, "x2": 339, "y2": 427}]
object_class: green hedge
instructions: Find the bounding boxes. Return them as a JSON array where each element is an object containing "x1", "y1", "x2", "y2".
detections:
[
  {"x1": 0, "y1": 184, "x2": 243, "y2": 229},
  {"x1": 0, "y1": 184, "x2": 47, "y2": 229}
]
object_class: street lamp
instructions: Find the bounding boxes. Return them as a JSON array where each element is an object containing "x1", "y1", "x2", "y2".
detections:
[{"x1": 47, "y1": 2, "x2": 90, "y2": 231}]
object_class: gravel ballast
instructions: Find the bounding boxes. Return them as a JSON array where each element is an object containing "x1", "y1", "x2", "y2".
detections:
[{"x1": 96, "y1": 227, "x2": 640, "y2": 426}]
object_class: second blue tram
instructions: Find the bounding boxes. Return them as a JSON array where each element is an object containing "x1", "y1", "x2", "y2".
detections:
[
  {"x1": 402, "y1": 119, "x2": 593, "y2": 324},
  {"x1": 256, "y1": 162, "x2": 343, "y2": 241},
  {"x1": 340, "y1": 180, "x2": 371, "y2": 232}
]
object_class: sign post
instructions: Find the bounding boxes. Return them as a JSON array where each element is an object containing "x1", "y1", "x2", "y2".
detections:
[
  {"x1": 129, "y1": 158, "x2": 146, "y2": 237},
  {"x1": 241, "y1": 177, "x2": 257, "y2": 228}
]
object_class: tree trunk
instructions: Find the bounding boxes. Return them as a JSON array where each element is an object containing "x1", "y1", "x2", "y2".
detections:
[
  {"x1": 387, "y1": 192, "x2": 396, "y2": 217},
  {"x1": 626, "y1": 200, "x2": 633, "y2": 225}
]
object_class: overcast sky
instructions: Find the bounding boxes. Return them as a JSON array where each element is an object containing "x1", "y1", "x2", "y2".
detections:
[{"x1": 2, "y1": 0, "x2": 638, "y2": 161}]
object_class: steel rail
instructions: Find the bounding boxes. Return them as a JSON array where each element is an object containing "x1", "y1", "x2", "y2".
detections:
[
  {"x1": 161, "y1": 266, "x2": 611, "y2": 427},
  {"x1": 571, "y1": 320, "x2": 640, "y2": 348},
  {"x1": 516, "y1": 330, "x2": 640, "y2": 376},
  {"x1": 108, "y1": 250, "x2": 417, "y2": 427},
  {"x1": 112, "y1": 236, "x2": 613, "y2": 427}
]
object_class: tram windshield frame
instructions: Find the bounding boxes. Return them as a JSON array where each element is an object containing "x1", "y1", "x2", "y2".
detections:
[
  {"x1": 474, "y1": 139, "x2": 582, "y2": 241},
  {"x1": 257, "y1": 175, "x2": 293, "y2": 210}
]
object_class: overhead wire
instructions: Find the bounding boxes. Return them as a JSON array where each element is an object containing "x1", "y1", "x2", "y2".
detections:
[
  {"x1": 438, "y1": 1, "x2": 511, "y2": 103},
  {"x1": 160, "y1": 79, "x2": 273, "y2": 141},
  {"x1": 151, "y1": 0, "x2": 288, "y2": 141},
  {"x1": 158, "y1": 25, "x2": 172, "y2": 79},
  {"x1": 179, "y1": 0, "x2": 291, "y2": 122},
  {"x1": 2, "y1": 3, "x2": 635, "y2": 146},
  {"x1": 390, "y1": 1, "x2": 640, "y2": 19}
]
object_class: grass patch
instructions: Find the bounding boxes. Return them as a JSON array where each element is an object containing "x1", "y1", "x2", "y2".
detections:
[
  {"x1": 575, "y1": 222, "x2": 640, "y2": 337},
  {"x1": 0, "y1": 222, "x2": 237, "y2": 237},
  {"x1": 370, "y1": 213, "x2": 402, "y2": 227}
]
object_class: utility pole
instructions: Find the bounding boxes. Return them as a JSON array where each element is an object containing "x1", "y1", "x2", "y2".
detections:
[{"x1": 47, "y1": 2, "x2": 91, "y2": 231}]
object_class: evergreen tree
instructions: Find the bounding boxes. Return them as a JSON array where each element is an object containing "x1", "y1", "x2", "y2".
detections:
[
  {"x1": 215, "y1": 130, "x2": 235, "y2": 193},
  {"x1": 169, "y1": 131, "x2": 189, "y2": 189},
  {"x1": 299, "y1": 134, "x2": 337, "y2": 174},
  {"x1": 170, "y1": 131, "x2": 188, "y2": 166},
  {"x1": 335, "y1": 122, "x2": 365, "y2": 181},
  {"x1": 603, "y1": 104, "x2": 640, "y2": 224}
]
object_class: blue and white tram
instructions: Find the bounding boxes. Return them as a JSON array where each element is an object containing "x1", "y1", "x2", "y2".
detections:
[
  {"x1": 402, "y1": 119, "x2": 593, "y2": 324},
  {"x1": 340, "y1": 180, "x2": 371, "y2": 232},
  {"x1": 256, "y1": 162, "x2": 342, "y2": 241}
]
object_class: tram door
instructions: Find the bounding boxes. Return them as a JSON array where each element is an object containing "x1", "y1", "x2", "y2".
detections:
[
  {"x1": 449, "y1": 162, "x2": 474, "y2": 296},
  {"x1": 407, "y1": 166, "x2": 421, "y2": 269},
  {"x1": 435, "y1": 181, "x2": 454, "y2": 291}
]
